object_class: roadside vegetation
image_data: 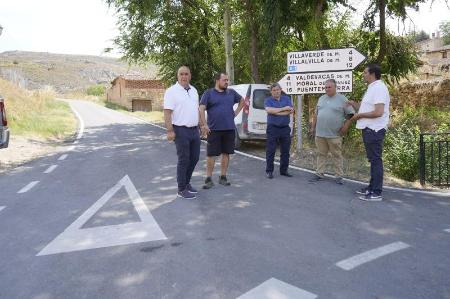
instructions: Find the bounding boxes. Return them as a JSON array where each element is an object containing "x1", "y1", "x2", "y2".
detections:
[{"x1": 0, "y1": 78, "x2": 76, "y2": 139}]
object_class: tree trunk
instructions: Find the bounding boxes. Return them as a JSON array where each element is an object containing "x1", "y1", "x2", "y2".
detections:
[
  {"x1": 376, "y1": 0, "x2": 386, "y2": 64},
  {"x1": 314, "y1": 0, "x2": 330, "y2": 48},
  {"x1": 244, "y1": 0, "x2": 261, "y2": 83},
  {"x1": 223, "y1": 1, "x2": 235, "y2": 84}
]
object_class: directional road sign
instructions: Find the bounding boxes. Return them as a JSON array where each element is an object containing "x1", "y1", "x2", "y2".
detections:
[
  {"x1": 278, "y1": 71, "x2": 353, "y2": 95},
  {"x1": 287, "y1": 47, "x2": 366, "y2": 73}
]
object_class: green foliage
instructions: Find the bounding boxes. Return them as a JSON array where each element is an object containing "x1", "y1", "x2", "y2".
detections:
[
  {"x1": 383, "y1": 106, "x2": 450, "y2": 181},
  {"x1": 440, "y1": 21, "x2": 450, "y2": 45},
  {"x1": 410, "y1": 30, "x2": 430, "y2": 42},
  {"x1": 107, "y1": 0, "x2": 221, "y2": 93},
  {"x1": 384, "y1": 121, "x2": 420, "y2": 181},
  {"x1": 86, "y1": 85, "x2": 105, "y2": 96},
  {"x1": 351, "y1": 30, "x2": 421, "y2": 84}
]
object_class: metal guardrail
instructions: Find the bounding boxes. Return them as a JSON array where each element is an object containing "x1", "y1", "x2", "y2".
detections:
[{"x1": 419, "y1": 132, "x2": 450, "y2": 187}]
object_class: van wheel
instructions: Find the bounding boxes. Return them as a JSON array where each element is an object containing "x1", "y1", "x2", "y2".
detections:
[{"x1": 234, "y1": 130, "x2": 242, "y2": 150}]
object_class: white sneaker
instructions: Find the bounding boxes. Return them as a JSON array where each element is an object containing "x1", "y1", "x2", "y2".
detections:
[{"x1": 359, "y1": 193, "x2": 383, "y2": 202}]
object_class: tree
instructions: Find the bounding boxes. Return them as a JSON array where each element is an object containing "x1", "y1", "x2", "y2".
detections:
[
  {"x1": 106, "y1": 0, "x2": 425, "y2": 89},
  {"x1": 412, "y1": 30, "x2": 430, "y2": 42},
  {"x1": 440, "y1": 21, "x2": 450, "y2": 45},
  {"x1": 223, "y1": 0, "x2": 235, "y2": 84},
  {"x1": 106, "y1": 0, "x2": 222, "y2": 92}
]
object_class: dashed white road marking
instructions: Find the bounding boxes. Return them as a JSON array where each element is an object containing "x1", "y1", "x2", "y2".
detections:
[
  {"x1": 37, "y1": 175, "x2": 167, "y2": 256},
  {"x1": 44, "y1": 165, "x2": 58, "y2": 174},
  {"x1": 0, "y1": 206, "x2": 5, "y2": 213},
  {"x1": 336, "y1": 241, "x2": 411, "y2": 271},
  {"x1": 237, "y1": 278, "x2": 317, "y2": 299},
  {"x1": 58, "y1": 154, "x2": 68, "y2": 161},
  {"x1": 17, "y1": 181, "x2": 40, "y2": 194},
  {"x1": 444, "y1": 229, "x2": 450, "y2": 233}
]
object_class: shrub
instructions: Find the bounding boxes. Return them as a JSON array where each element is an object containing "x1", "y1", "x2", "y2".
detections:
[
  {"x1": 384, "y1": 121, "x2": 420, "y2": 181},
  {"x1": 86, "y1": 85, "x2": 105, "y2": 96}
]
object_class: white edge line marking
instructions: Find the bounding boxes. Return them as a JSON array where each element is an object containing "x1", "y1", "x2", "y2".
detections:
[
  {"x1": 124, "y1": 110, "x2": 450, "y2": 196},
  {"x1": 17, "y1": 181, "x2": 40, "y2": 194},
  {"x1": 69, "y1": 103, "x2": 85, "y2": 143},
  {"x1": 44, "y1": 165, "x2": 58, "y2": 174},
  {"x1": 0, "y1": 206, "x2": 5, "y2": 212},
  {"x1": 336, "y1": 241, "x2": 411, "y2": 271},
  {"x1": 444, "y1": 229, "x2": 450, "y2": 233},
  {"x1": 58, "y1": 154, "x2": 68, "y2": 161}
]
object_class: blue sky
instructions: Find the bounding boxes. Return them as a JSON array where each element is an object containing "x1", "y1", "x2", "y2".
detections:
[{"x1": 0, "y1": 0, "x2": 449, "y2": 57}]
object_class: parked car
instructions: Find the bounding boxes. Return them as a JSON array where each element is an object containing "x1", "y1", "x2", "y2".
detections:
[
  {"x1": 229, "y1": 84, "x2": 294, "y2": 149},
  {"x1": 0, "y1": 96, "x2": 10, "y2": 149}
]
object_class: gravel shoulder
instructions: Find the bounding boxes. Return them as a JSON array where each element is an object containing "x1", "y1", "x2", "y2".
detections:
[{"x1": 0, "y1": 135, "x2": 73, "y2": 174}]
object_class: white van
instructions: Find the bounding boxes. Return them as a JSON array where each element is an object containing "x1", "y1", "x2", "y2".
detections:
[{"x1": 229, "y1": 84, "x2": 293, "y2": 149}]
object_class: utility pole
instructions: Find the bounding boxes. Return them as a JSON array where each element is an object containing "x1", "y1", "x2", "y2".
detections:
[{"x1": 223, "y1": 1, "x2": 234, "y2": 84}]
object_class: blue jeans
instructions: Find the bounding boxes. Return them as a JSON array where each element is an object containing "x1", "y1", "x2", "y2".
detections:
[
  {"x1": 173, "y1": 126, "x2": 200, "y2": 191},
  {"x1": 266, "y1": 125, "x2": 291, "y2": 174},
  {"x1": 362, "y1": 128, "x2": 386, "y2": 195}
]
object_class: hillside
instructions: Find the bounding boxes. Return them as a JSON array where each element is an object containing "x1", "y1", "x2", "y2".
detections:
[{"x1": 0, "y1": 51, "x2": 158, "y2": 92}]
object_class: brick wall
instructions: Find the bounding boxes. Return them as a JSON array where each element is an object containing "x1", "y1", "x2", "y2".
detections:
[
  {"x1": 125, "y1": 80, "x2": 165, "y2": 89},
  {"x1": 107, "y1": 77, "x2": 132, "y2": 110},
  {"x1": 107, "y1": 78, "x2": 166, "y2": 111},
  {"x1": 392, "y1": 78, "x2": 450, "y2": 108}
]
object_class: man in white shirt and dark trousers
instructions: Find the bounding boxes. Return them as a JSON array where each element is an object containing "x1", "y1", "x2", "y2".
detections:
[
  {"x1": 164, "y1": 66, "x2": 201, "y2": 199},
  {"x1": 348, "y1": 64, "x2": 390, "y2": 202}
]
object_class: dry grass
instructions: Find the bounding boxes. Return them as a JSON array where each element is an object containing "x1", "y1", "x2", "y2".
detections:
[{"x1": 0, "y1": 78, "x2": 77, "y2": 139}]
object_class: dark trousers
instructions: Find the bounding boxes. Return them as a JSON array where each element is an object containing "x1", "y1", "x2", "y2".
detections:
[
  {"x1": 266, "y1": 125, "x2": 291, "y2": 174},
  {"x1": 173, "y1": 126, "x2": 200, "y2": 191},
  {"x1": 362, "y1": 128, "x2": 386, "y2": 195}
]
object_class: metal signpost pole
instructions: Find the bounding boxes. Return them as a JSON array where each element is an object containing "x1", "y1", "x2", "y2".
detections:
[{"x1": 296, "y1": 94, "x2": 303, "y2": 153}]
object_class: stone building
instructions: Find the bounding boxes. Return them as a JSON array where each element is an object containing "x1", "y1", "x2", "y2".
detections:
[
  {"x1": 106, "y1": 73, "x2": 165, "y2": 112},
  {"x1": 415, "y1": 33, "x2": 450, "y2": 78}
]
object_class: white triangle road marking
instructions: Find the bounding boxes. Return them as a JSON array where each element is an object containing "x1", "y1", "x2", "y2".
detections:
[
  {"x1": 237, "y1": 278, "x2": 317, "y2": 299},
  {"x1": 37, "y1": 175, "x2": 167, "y2": 256}
]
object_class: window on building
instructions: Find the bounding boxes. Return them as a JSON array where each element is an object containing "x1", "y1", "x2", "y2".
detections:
[{"x1": 443, "y1": 51, "x2": 448, "y2": 59}]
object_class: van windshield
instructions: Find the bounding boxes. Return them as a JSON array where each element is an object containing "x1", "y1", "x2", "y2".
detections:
[{"x1": 253, "y1": 89, "x2": 271, "y2": 109}]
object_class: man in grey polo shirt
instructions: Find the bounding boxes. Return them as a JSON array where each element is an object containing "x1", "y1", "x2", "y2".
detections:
[
  {"x1": 164, "y1": 65, "x2": 200, "y2": 199},
  {"x1": 309, "y1": 79, "x2": 354, "y2": 184}
]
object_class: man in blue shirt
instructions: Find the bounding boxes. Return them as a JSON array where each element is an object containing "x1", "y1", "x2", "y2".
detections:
[
  {"x1": 264, "y1": 83, "x2": 294, "y2": 179},
  {"x1": 199, "y1": 72, "x2": 245, "y2": 189}
]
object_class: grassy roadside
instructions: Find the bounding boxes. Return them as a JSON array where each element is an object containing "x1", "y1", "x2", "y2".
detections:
[{"x1": 1, "y1": 78, "x2": 77, "y2": 139}]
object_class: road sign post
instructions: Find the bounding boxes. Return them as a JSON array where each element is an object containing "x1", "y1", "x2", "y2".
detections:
[
  {"x1": 287, "y1": 47, "x2": 366, "y2": 73},
  {"x1": 296, "y1": 95, "x2": 302, "y2": 152},
  {"x1": 280, "y1": 47, "x2": 366, "y2": 153}
]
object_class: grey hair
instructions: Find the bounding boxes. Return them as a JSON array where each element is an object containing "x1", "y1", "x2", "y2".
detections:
[
  {"x1": 270, "y1": 82, "x2": 282, "y2": 90},
  {"x1": 325, "y1": 79, "x2": 337, "y2": 86}
]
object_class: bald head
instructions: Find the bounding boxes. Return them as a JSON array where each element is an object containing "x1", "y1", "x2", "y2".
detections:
[{"x1": 177, "y1": 66, "x2": 191, "y2": 88}]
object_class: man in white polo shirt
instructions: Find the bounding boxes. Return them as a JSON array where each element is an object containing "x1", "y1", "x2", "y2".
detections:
[
  {"x1": 164, "y1": 65, "x2": 200, "y2": 199},
  {"x1": 348, "y1": 63, "x2": 390, "y2": 202}
]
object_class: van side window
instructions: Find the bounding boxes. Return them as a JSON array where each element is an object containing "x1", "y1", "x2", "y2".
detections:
[{"x1": 253, "y1": 89, "x2": 271, "y2": 109}]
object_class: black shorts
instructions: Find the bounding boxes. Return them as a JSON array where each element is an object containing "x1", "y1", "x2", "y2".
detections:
[{"x1": 207, "y1": 130, "x2": 235, "y2": 156}]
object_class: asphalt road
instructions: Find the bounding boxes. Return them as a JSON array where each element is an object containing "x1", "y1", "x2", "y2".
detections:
[{"x1": 0, "y1": 100, "x2": 449, "y2": 299}]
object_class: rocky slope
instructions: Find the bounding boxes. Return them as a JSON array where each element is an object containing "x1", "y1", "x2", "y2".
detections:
[{"x1": 0, "y1": 51, "x2": 157, "y2": 92}]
